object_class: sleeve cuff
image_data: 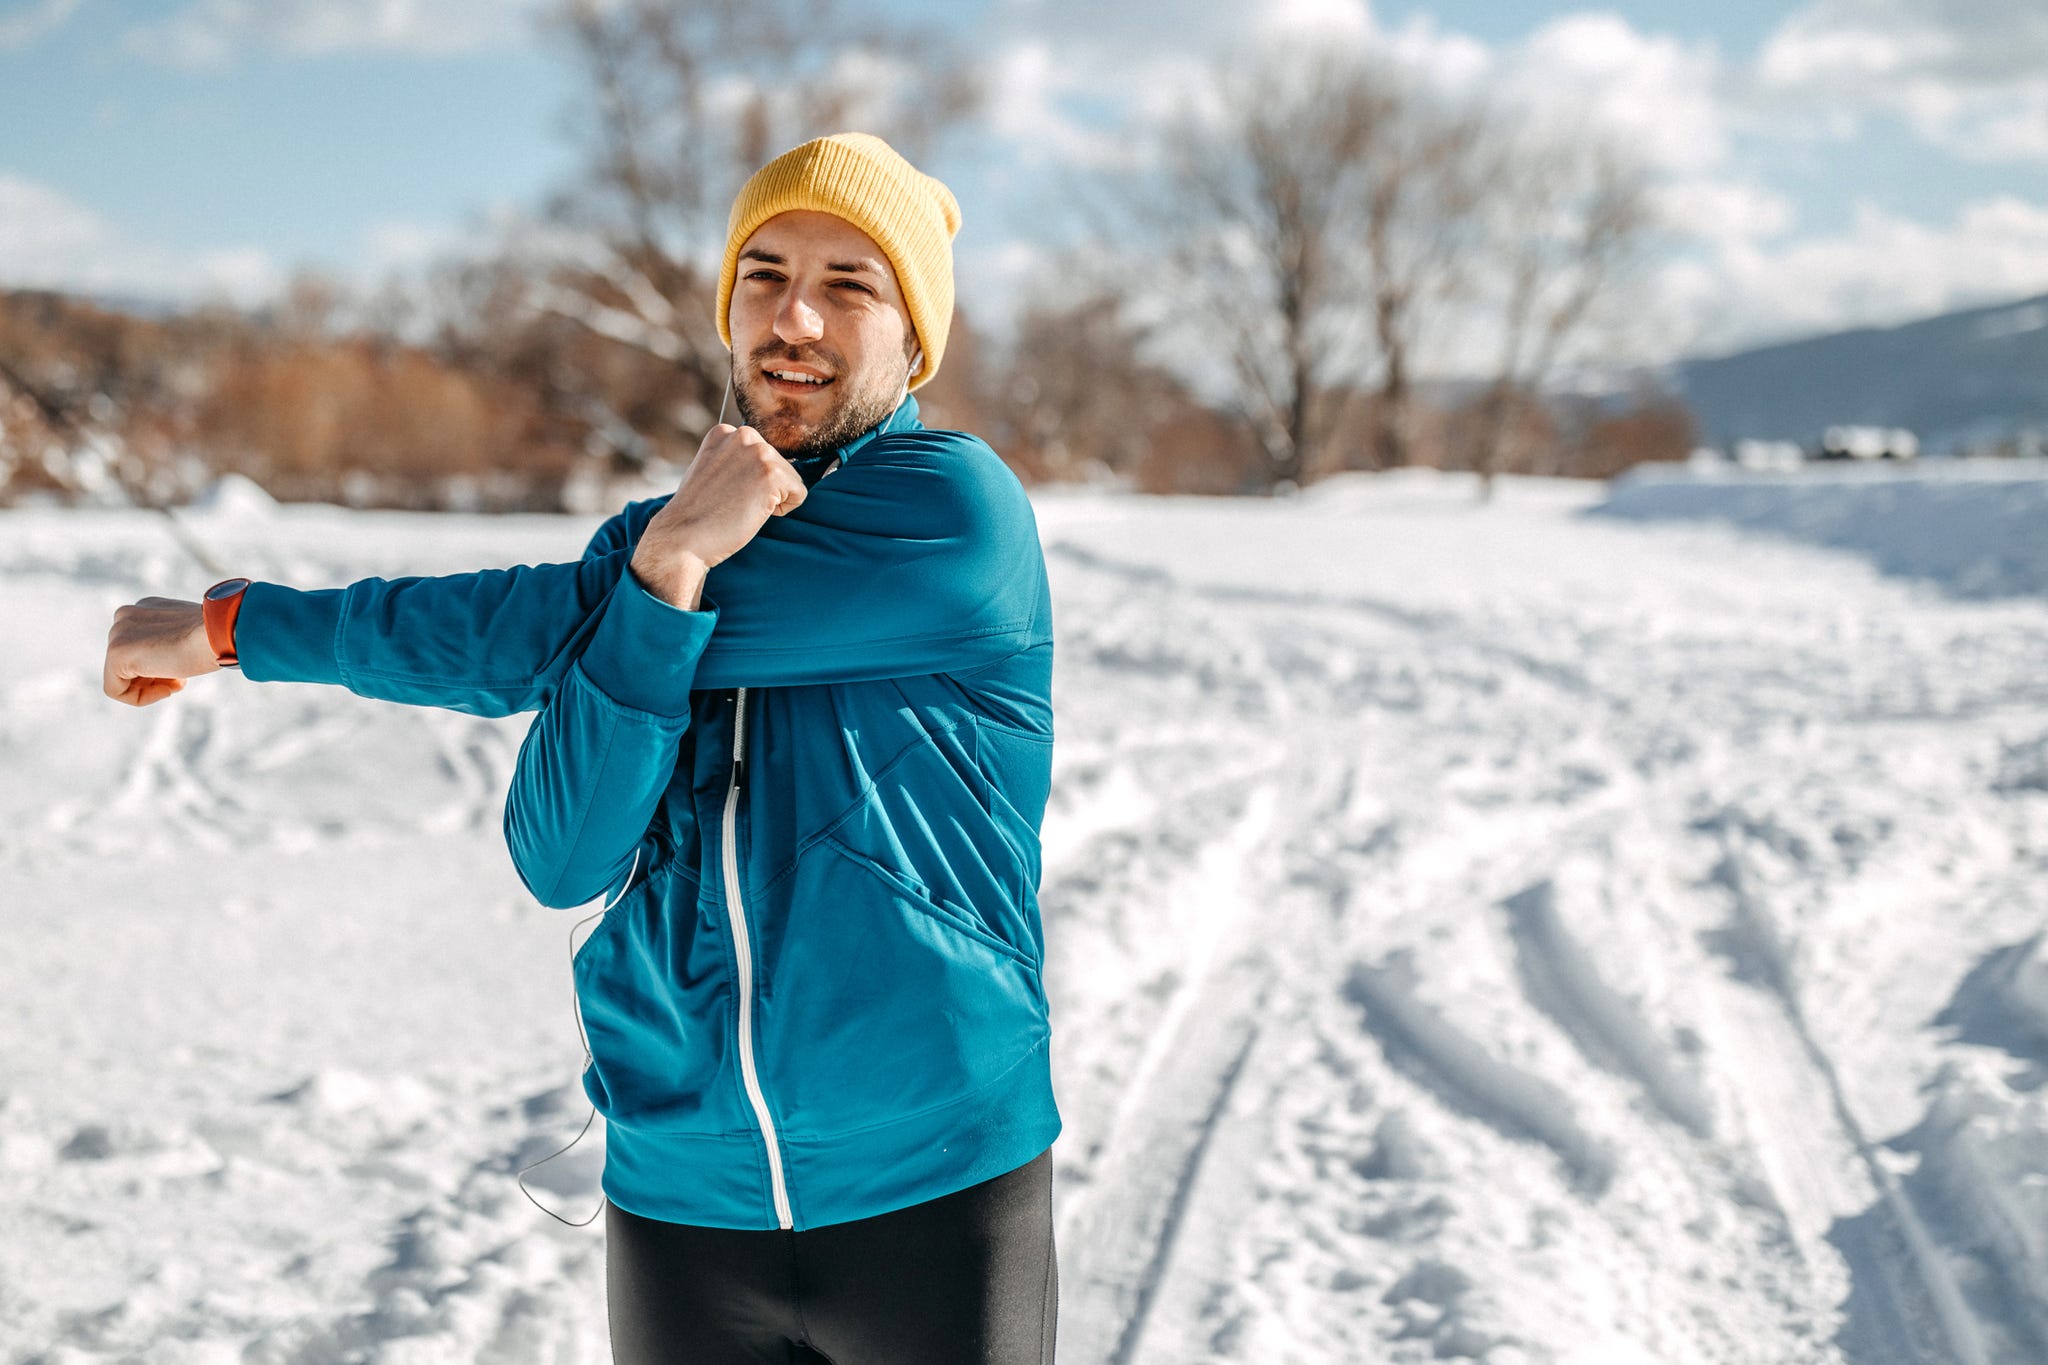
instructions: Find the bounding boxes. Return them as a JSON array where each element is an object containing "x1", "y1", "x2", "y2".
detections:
[
  {"x1": 576, "y1": 568, "x2": 719, "y2": 718},
  {"x1": 235, "y1": 582, "x2": 347, "y2": 686}
]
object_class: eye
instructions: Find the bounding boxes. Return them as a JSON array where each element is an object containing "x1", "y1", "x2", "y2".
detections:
[
  {"x1": 831, "y1": 279, "x2": 874, "y2": 295},
  {"x1": 743, "y1": 268, "x2": 783, "y2": 282}
]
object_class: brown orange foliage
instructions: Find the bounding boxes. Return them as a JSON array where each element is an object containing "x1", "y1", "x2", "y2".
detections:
[
  {"x1": 0, "y1": 284, "x2": 1701, "y2": 510},
  {"x1": 1569, "y1": 399, "x2": 1694, "y2": 479},
  {"x1": 196, "y1": 339, "x2": 572, "y2": 508}
]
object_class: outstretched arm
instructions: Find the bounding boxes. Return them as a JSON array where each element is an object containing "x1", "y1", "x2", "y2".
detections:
[
  {"x1": 233, "y1": 552, "x2": 627, "y2": 716},
  {"x1": 102, "y1": 544, "x2": 633, "y2": 716},
  {"x1": 103, "y1": 419, "x2": 1048, "y2": 712}
]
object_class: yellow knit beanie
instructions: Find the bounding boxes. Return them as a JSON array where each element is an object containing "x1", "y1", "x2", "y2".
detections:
[{"x1": 716, "y1": 132, "x2": 960, "y2": 391}]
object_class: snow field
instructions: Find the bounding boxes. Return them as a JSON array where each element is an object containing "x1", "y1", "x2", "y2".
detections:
[
  {"x1": 1032, "y1": 472, "x2": 2048, "y2": 1362},
  {"x1": 1596, "y1": 459, "x2": 2048, "y2": 601},
  {"x1": 2, "y1": 467, "x2": 2046, "y2": 1361}
]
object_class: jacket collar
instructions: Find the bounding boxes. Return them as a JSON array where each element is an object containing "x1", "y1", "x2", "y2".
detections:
[{"x1": 835, "y1": 394, "x2": 922, "y2": 468}]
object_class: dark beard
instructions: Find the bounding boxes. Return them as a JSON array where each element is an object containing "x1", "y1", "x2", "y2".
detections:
[{"x1": 733, "y1": 368, "x2": 901, "y2": 462}]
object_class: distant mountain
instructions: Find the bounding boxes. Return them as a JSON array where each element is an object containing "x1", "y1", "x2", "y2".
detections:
[{"x1": 1673, "y1": 293, "x2": 2048, "y2": 454}]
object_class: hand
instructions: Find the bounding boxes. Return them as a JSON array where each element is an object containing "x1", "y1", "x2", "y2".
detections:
[
  {"x1": 629, "y1": 424, "x2": 807, "y2": 609},
  {"x1": 104, "y1": 596, "x2": 219, "y2": 706}
]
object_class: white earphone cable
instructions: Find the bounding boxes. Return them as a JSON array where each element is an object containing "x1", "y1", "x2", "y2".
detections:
[{"x1": 515, "y1": 845, "x2": 641, "y2": 1228}]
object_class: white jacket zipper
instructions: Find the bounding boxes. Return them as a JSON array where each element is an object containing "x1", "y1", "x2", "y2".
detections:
[{"x1": 723, "y1": 685, "x2": 792, "y2": 1228}]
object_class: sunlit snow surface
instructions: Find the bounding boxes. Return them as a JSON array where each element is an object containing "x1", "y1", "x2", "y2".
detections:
[{"x1": 3, "y1": 467, "x2": 2047, "y2": 1363}]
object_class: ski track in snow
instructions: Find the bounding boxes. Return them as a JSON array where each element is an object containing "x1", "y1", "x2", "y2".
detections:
[{"x1": 4, "y1": 476, "x2": 2048, "y2": 1361}]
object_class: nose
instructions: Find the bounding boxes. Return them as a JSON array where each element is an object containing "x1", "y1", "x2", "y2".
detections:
[{"x1": 773, "y1": 286, "x2": 824, "y2": 346}]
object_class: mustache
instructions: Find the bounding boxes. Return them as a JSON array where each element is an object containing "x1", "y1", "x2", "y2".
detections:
[{"x1": 747, "y1": 342, "x2": 844, "y2": 376}]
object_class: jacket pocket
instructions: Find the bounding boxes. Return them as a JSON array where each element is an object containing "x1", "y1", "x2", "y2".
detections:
[
  {"x1": 754, "y1": 837, "x2": 1050, "y2": 1141},
  {"x1": 829, "y1": 837, "x2": 1041, "y2": 975},
  {"x1": 572, "y1": 864, "x2": 757, "y2": 1137}
]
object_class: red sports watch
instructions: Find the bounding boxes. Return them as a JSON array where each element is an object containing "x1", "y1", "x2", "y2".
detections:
[{"x1": 202, "y1": 577, "x2": 251, "y2": 669}]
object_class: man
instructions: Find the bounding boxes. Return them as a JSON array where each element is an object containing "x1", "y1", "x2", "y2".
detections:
[{"x1": 103, "y1": 133, "x2": 1061, "y2": 1364}]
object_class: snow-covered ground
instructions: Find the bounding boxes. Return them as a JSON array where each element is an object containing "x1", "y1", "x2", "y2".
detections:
[
  {"x1": 3, "y1": 467, "x2": 2046, "y2": 1363},
  {"x1": 1596, "y1": 458, "x2": 2048, "y2": 600}
]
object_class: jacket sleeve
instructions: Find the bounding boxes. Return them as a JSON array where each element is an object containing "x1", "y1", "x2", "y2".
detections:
[
  {"x1": 234, "y1": 436, "x2": 1047, "y2": 703},
  {"x1": 501, "y1": 565, "x2": 716, "y2": 908},
  {"x1": 232, "y1": 520, "x2": 642, "y2": 716},
  {"x1": 688, "y1": 432, "x2": 1051, "y2": 689}
]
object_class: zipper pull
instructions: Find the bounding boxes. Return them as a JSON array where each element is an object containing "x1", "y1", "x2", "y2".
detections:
[{"x1": 732, "y1": 687, "x2": 749, "y2": 793}]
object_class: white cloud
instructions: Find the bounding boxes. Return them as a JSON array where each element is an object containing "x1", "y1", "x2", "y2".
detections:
[
  {"x1": 984, "y1": 0, "x2": 1412, "y2": 140},
  {"x1": 1761, "y1": 0, "x2": 2048, "y2": 86},
  {"x1": 990, "y1": 0, "x2": 1258, "y2": 60},
  {"x1": 1759, "y1": 0, "x2": 2048, "y2": 161},
  {"x1": 1498, "y1": 15, "x2": 1729, "y2": 174},
  {"x1": 1657, "y1": 195, "x2": 2048, "y2": 356},
  {"x1": 0, "y1": 0, "x2": 82, "y2": 50},
  {"x1": 123, "y1": 0, "x2": 544, "y2": 68},
  {"x1": 1657, "y1": 181, "x2": 1797, "y2": 249},
  {"x1": 982, "y1": 41, "x2": 1209, "y2": 171},
  {"x1": 1377, "y1": 15, "x2": 1491, "y2": 93},
  {"x1": 1255, "y1": 0, "x2": 1371, "y2": 44},
  {"x1": 982, "y1": 42, "x2": 1114, "y2": 167},
  {"x1": 0, "y1": 174, "x2": 283, "y2": 305},
  {"x1": 359, "y1": 217, "x2": 470, "y2": 277},
  {"x1": 0, "y1": 175, "x2": 104, "y2": 262}
]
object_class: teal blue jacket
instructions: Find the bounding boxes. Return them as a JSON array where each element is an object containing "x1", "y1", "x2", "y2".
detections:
[{"x1": 232, "y1": 397, "x2": 1061, "y2": 1229}]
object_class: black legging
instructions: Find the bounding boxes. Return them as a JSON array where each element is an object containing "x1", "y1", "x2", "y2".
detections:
[{"x1": 605, "y1": 1147, "x2": 1058, "y2": 1364}]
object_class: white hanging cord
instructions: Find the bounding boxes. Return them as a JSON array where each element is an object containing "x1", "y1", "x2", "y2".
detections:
[{"x1": 516, "y1": 846, "x2": 641, "y2": 1227}]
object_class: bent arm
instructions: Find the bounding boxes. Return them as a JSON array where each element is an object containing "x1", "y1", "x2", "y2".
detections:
[
  {"x1": 688, "y1": 435, "x2": 1051, "y2": 688},
  {"x1": 501, "y1": 569, "x2": 715, "y2": 908}
]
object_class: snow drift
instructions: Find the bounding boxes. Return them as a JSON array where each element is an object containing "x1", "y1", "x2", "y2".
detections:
[{"x1": 1591, "y1": 460, "x2": 2048, "y2": 600}]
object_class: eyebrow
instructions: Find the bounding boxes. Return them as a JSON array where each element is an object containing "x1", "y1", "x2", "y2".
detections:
[{"x1": 739, "y1": 248, "x2": 883, "y2": 277}]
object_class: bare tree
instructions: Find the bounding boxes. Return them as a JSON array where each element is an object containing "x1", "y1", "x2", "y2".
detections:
[
  {"x1": 1119, "y1": 46, "x2": 1501, "y2": 487},
  {"x1": 1356, "y1": 94, "x2": 1492, "y2": 470},
  {"x1": 1104, "y1": 43, "x2": 1661, "y2": 494},
  {"x1": 996, "y1": 289, "x2": 1197, "y2": 481},
  {"x1": 1469, "y1": 134, "x2": 1654, "y2": 498},
  {"x1": 1127, "y1": 46, "x2": 1399, "y2": 489}
]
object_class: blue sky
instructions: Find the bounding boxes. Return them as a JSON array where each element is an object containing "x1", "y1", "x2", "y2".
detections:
[{"x1": 6, "y1": 0, "x2": 2048, "y2": 363}]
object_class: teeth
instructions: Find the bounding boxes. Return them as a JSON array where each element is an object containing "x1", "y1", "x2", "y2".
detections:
[{"x1": 767, "y1": 370, "x2": 828, "y2": 384}]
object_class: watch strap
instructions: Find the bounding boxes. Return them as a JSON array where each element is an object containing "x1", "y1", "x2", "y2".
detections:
[{"x1": 203, "y1": 578, "x2": 249, "y2": 668}]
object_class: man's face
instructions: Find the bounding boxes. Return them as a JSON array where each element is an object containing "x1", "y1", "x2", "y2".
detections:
[{"x1": 728, "y1": 210, "x2": 918, "y2": 460}]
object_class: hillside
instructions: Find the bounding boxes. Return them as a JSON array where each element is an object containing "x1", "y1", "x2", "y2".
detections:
[{"x1": 1674, "y1": 294, "x2": 2048, "y2": 454}]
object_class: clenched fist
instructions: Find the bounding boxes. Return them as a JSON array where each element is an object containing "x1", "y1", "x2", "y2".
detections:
[
  {"x1": 104, "y1": 596, "x2": 217, "y2": 707},
  {"x1": 629, "y1": 424, "x2": 808, "y2": 610}
]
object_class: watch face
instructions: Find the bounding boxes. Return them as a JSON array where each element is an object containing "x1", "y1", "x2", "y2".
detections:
[{"x1": 206, "y1": 577, "x2": 252, "y2": 601}]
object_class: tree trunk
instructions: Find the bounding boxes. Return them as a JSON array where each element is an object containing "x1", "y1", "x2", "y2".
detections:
[
  {"x1": 1374, "y1": 347, "x2": 1409, "y2": 470},
  {"x1": 1472, "y1": 378, "x2": 1513, "y2": 487}
]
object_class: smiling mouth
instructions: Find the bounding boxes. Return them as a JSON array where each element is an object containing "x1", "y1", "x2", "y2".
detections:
[{"x1": 762, "y1": 368, "x2": 833, "y2": 391}]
